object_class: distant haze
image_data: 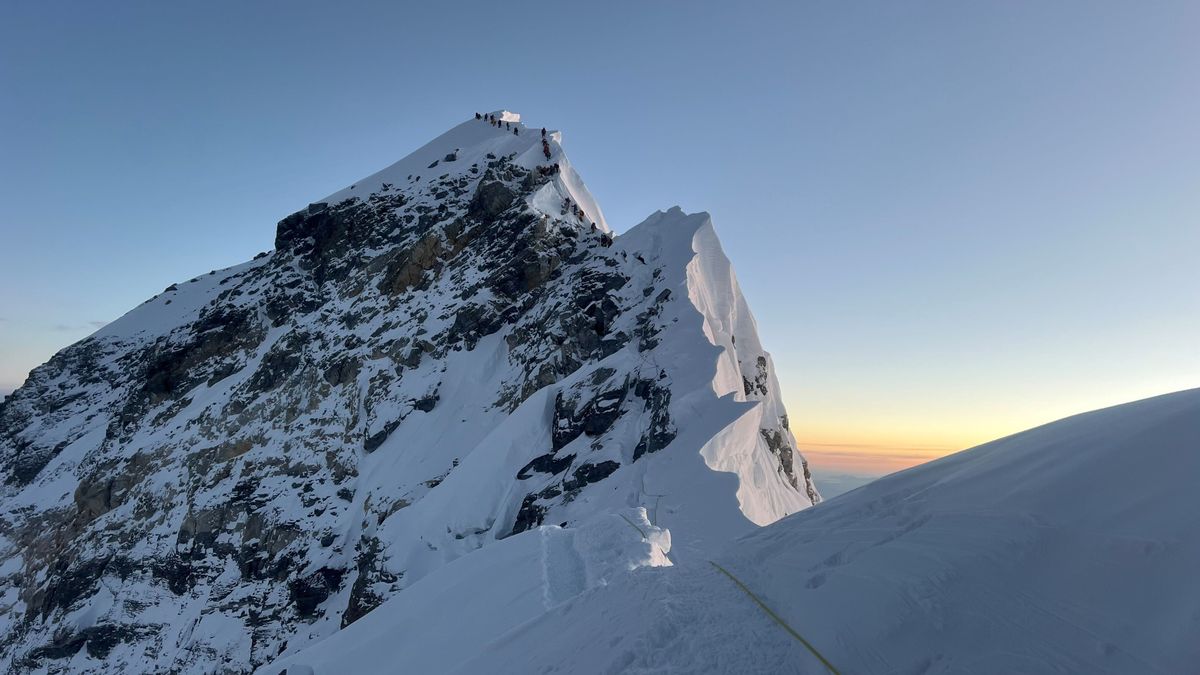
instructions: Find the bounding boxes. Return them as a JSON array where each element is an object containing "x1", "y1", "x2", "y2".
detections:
[{"x1": 810, "y1": 471, "x2": 881, "y2": 500}]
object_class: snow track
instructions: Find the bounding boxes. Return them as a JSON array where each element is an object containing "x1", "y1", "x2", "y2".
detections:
[
  {"x1": 541, "y1": 527, "x2": 588, "y2": 608},
  {"x1": 263, "y1": 511, "x2": 671, "y2": 674}
]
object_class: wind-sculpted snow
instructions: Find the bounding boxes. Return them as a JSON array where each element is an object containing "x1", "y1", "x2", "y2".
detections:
[
  {"x1": 423, "y1": 388, "x2": 1198, "y2": 674},
  {"x1": 0, "y1": 112, "x2": 816, "y2": 672}
]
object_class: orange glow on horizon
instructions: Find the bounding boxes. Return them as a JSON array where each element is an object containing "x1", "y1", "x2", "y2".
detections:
[
  {"x1": 798, "y1": 440, "x2": 957, "y2": 476},
  {"x1": 786, "y1": 380, "x2": 1200, "y2": 478},
  {"x1": 793, "y1": 425, "x2": 998, "y2": 477}
]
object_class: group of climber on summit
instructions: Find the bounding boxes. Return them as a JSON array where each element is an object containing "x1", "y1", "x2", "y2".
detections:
[
  {"x1": 474, "y1": 112, "x2": 553, "y2": 158},
  {"x1": 475, "y1": 112, "x2": 520, "y2": 136}
]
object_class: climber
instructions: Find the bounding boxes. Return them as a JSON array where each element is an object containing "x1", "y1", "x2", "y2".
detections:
[
  {"x1": 541, "y1": 128, "x2": 547, "y2": 138},
  {"x1": 475, "y1": 112, "x2": 481, "y2": 120},
  {"x1": 513, "y1": 127, "x2": 518, "y2": 135}
]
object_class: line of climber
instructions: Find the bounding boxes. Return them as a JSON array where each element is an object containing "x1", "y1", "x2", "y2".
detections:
[
  {"x1": 474, "y1": 112, "x2": 519, "y2": 135},
  {"x1": 470, "y1": 114, "x2": 611, "y2": 248},
  {"x1": 562, "y1": 196, "x2": 586, "y2": 221}
]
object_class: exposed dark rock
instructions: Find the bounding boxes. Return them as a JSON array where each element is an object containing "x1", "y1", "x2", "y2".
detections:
[
  {"x1": 34, "y1": 557, "x2": 107, "y2": 620},
  {"x1": 563, "y1": 461, "x2": 620, "y2": 491},
  {"x1": 510, "y1": 494, "x2": 548, "y2": 535},
  {"x1": 244, "y1": 334, "x2": 305, "y2": 394},
  {"x1": 147, "y1": 555, "x2": 193, "y2": 596},
  {"x1": 378, "y1": 233, "x2": 445, "y2": 296},
  {"x1": 364, "y1": 420, "x2": 400, "y2": 452},
  {"x1": 743, "y1": 355, "x2": 769, "y2": 396},
  {"x1": 341, "y1": 536, "x2": 397, "y2": 628},
  {"x1": 450, "y1": 303, "x2": 503, "y2": 348},
  {"x1": 134, "y1": 306, "x2": 260, "y2": 415},
  {"x1": 760, "y1": 428, "x2": 800, "y2": 490},
  {"x1": 216, "y1": 437, "x2": 257, "y2": 461},
  {"x1": 467, "y1": 181, "x2": 516, "y2": 222},
  {"x1": 634, "y1": 378, "x2": 676, "y2": 461},
  {"x1": 25, "y1": 623, "x2": 152, "y2": 662},
  {"x1": 413, "y1": 393, "x2": 439, "y2": 412},
  {"x1": 517, "y1": 452, "x2": 576, "y2": 479},
  {"x1": 552, "y1": 379, "x2": 630, "y2": 451},
  {"x1": 289, "y1": 567, "x2": 345, "y2": 619},
  {"x1": 73, "y1": 451, "x2": 153, "y2": 524},
  {"x1": 323, "y1": 357, "x2": 361, "y2": 387}
]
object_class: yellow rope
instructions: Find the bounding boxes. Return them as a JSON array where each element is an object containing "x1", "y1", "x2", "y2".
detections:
[{"x1": 708, "y1": 561, "x2": 841, "y2": 675}]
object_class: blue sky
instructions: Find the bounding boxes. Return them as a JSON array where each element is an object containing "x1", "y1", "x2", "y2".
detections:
[{"x1": 2, "y1": 1, "x2": 1197, "y2": 473}]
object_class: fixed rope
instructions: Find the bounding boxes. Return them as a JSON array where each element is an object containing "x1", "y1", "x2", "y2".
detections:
[
  {"x1": 618, "y1": 513, "x2": 648, "y2": 539},
  {"x1": 708, "y1": 561, "x2": 841, "y2": 675}
]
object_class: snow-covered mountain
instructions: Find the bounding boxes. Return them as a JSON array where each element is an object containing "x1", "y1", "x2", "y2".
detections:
[
  {"x1": 268, "y1": 388, "x2": 1200, "y2": 675},
  {"x1": 0, "y1": 111, "x2": 819, "y2": 672}
]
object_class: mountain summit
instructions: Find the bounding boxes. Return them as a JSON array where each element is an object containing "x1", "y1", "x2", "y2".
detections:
[{"x1": 0, "y1": 112, "x2": 818, "y2": 672}]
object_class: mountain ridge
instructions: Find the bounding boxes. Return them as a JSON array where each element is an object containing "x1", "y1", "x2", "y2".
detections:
[{"x1": 0, "y1": 112, "x2": 818, "y2": 672}]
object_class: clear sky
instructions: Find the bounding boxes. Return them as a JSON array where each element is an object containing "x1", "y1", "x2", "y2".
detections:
[{"x1": 2, "y1": 2, "x2": 1197, "y2": 476}]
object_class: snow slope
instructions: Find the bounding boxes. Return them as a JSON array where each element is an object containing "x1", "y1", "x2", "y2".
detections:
[
  {"x1": 263, "y1": 509, "x2": 669, "y2": 675},
  {"x1": 268, "y1": 388, "x2": 1200, "y2": 674}
]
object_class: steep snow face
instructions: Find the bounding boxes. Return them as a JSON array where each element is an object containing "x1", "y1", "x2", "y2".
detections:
[
  {"x1": 429, "y1": 388, "x2": 1200, "y2": 675},
  {"x1": 0, "y1": 114, "x2": 815, "y2": 672}
]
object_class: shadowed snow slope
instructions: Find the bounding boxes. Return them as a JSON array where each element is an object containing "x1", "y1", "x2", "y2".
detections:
[{"x1": 270, "y1": 387, "x2": 1199, "y2": 674}]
